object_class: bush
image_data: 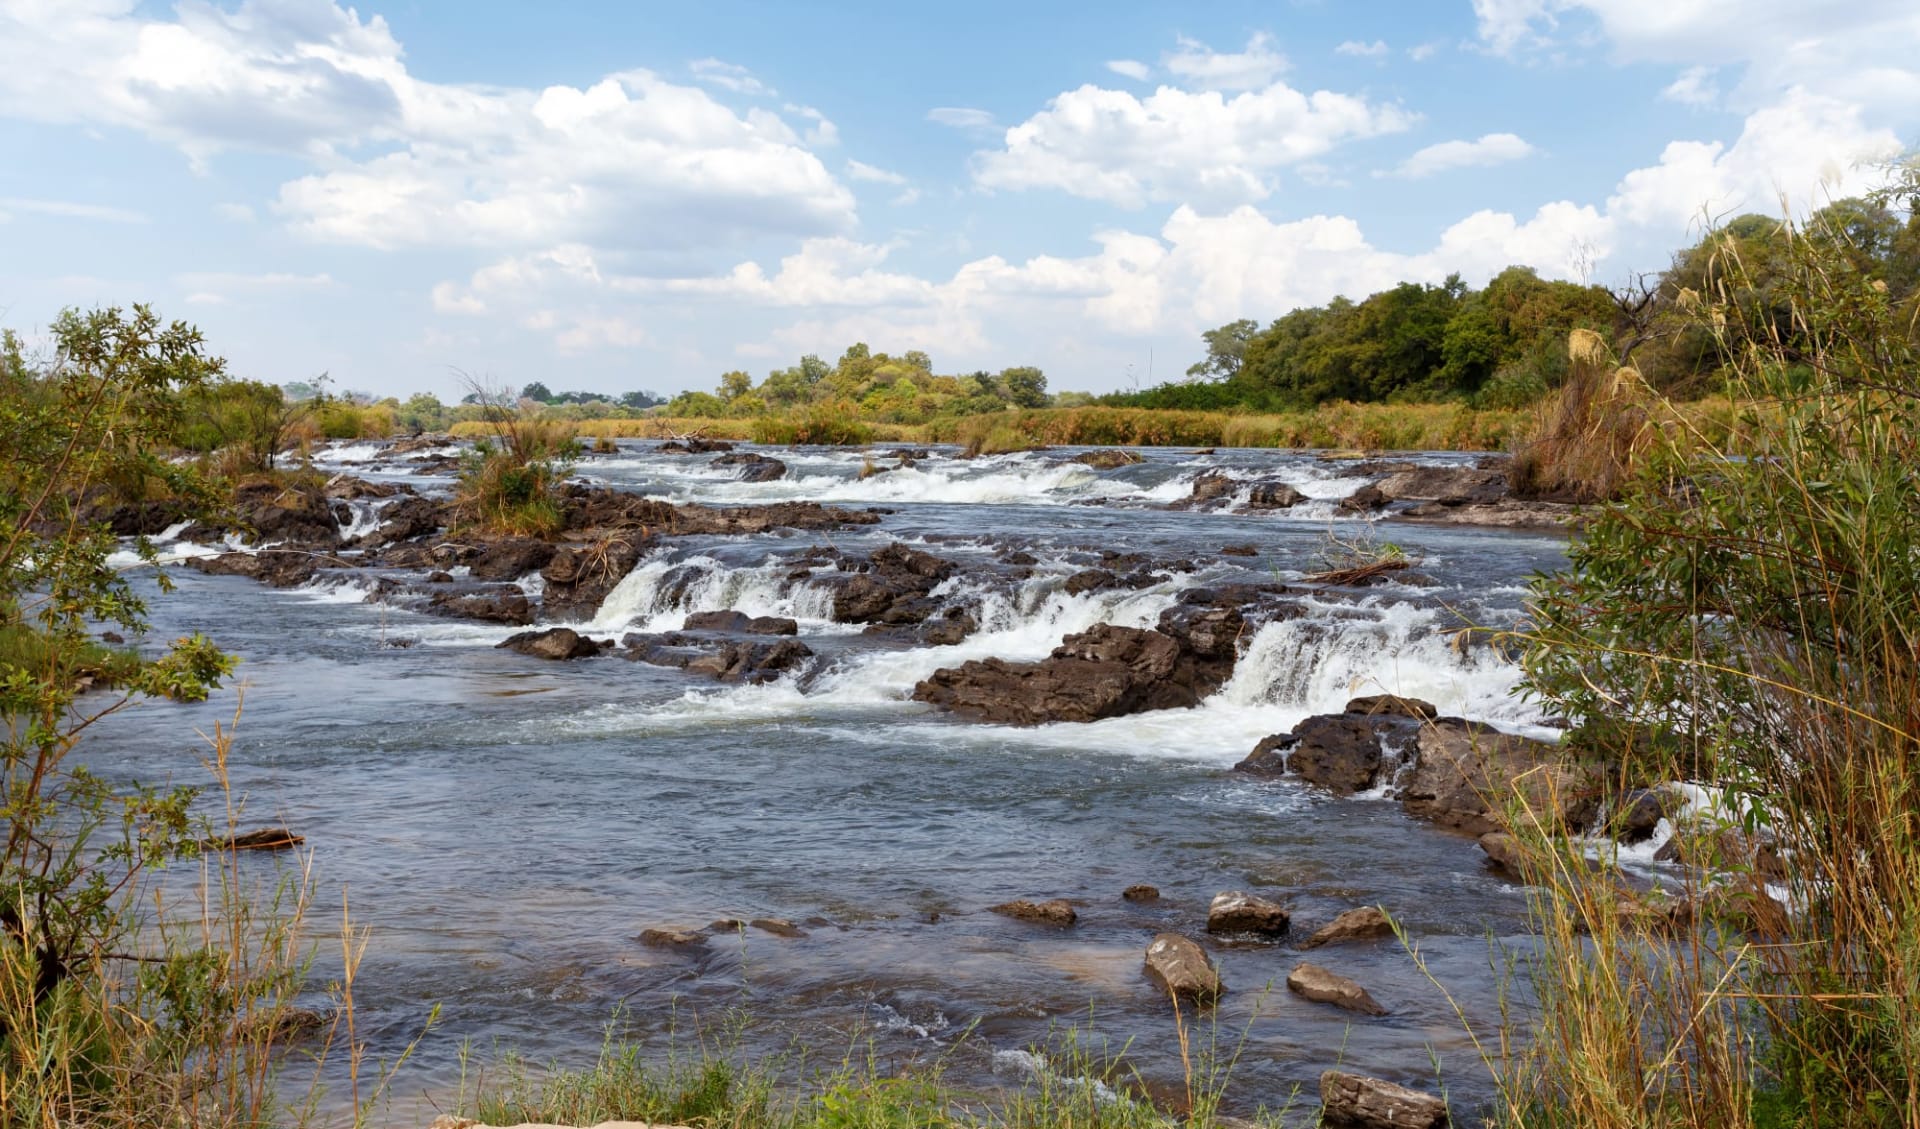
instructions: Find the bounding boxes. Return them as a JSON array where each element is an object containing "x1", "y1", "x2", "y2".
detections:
[{"x1": 749, "y1": 401, "x2": 874, "y2": 446}]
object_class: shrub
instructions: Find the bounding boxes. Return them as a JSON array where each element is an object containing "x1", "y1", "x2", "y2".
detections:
[{"x1": 749, "y1": 401, "x2": 873, "y2": 446}]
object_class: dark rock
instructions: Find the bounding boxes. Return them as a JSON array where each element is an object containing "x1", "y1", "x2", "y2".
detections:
[
  {"x1": 1400, "y1": 720, "x2": 1594, "y2": 836},
  {"x1": 1221, "y1": 543, "x2": 1258, "y2": 557},
  {"x1": 428, "y1": 587, "x2": 533, "y2": 625},
  {"x1": 201, "y1": 828, "x2": 303, "y2": 851},
  {"x1": 469, "y1": 538, "x2": 557, "y2": 581},
  {"x1": 230, "y1": 478, "x2": 340, "y2": 546},
  {"x1": 1319, "y1": 1070, "x2": 1448, "y2": 1129},
  {"x1": 1613, "y1": 787, "x2": 1673, "y2": 844},
  {"x1": 1122, "y1": 884, "x2": 1160, "y2": 902},
  {"x1": 712, "y1": 451, "x2": 788, "y2": 482},
  {"x1": 1300, "y1": 907, "x2": 1394, "y2": 949},
  {"x1": 681, "y1": 610, "x2": 799, "y2": 635},
  {"x1": 749, "y1": 917, "x2": 805, "y2": 938},
  {"x1": 1246, "y1": 481, "x2": 1306, "y2": 510},
  {"x1": 498, "y1": 627, "x2": 603, "y2": 660},
  {"x1": 990, "y1": 898, "x2": 1077, "y2": 926},
  {"x1": 356, "y1": 495, "x2": 447, "y2": 546},
  {"x1": 540, "y1": 534, "x2": 646, "y2": 622},
  {"x1": 1233, "y1": 733, "x2": 1293, "y2": 777},
  {"x1": 1287, "y1": 963, "x2": 1387, "y2": 1015},
  {"x1": 912, "y1": 620, "x2": 1236, "y2": 725},
  {"x1": 426, "y1": 570, "x2": 454, "y2": 583},
  {"x1": 183, "y1": 550, "x2": 320, "y2": 589},
  {"x1": 920, "y1": 610, "x2": 978, "y2": 646},
  {"x1": 1207, "y1": 891, "x2": 1290, "y2": 936},
  {"x1": 1337, "y1": 484, "x2": 1390, "y2": 513},
  {"x1": 658, "y1": 437, "x2": 734, "y2": 454},
  {"x1": 100, "y1": 631, "x2": 125, "y2": 645},
  {"x1": 1345, "y1": 694, "x2": 1439, "y2": 720},
  {"x1": 1003, "y1": 550, "x2": 1038, "y2": 566},
  {"x1": 664, "y1": 638, "x2": 814, "y2": 684},
  {"x1": 1144, "y1": 933, "x2": 1224, "y2": 1004},
  {"x1": 98, "y1": 500, "x2": 190, "y2": 536},
  {"x1": 1063, "y1": 568, "x2": 1118, "y2": 595},
  {"x1": 1187, "y1": 471, "x2": 1236, "y2": 505},
  {"x1": 1286, "y1": 714, "x2": 1416, "y2": 795},
  {"x1": 1478, "y1": 831, "x2": 1536, "y2": 879}
]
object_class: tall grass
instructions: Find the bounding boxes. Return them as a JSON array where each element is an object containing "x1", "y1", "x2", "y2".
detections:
[
  {"x1": 453, "y1": 391, "x2": 578, "y2": 538},
  {"x1": 1480, "y1": 201, "x2": 1920, "y2": 1127},
  {"x1": 929, "y1": 403, "x2": 1532, "y2": 452}
]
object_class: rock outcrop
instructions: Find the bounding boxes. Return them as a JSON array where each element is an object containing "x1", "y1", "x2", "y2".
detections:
[
  {"x1": 990, "y1": 898, "x2": 1077, "y2": 926},
  {"x1": 498, "y1": 627, "x2": 605, "y2": 660},
  {"x1": 1300, "y1": 906, "x2": 1394, "y2": 949},
  {"x1": 912, "y1": 606, "x2": 1241, "y2": 725}
]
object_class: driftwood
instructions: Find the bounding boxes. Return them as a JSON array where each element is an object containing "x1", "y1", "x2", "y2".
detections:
[{"x1": 1303, "y1": 558, "x2": 1411, "y2": 586}]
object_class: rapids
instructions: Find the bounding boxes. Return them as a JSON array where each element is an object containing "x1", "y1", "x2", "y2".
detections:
[{"x1": 87, "y1": 440, "x2": 1570, "y2": 1124}]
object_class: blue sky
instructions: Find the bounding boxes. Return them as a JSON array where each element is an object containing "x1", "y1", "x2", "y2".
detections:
[{"x1": 1, "y1": 1, "x2": 1914, "y2": 400}]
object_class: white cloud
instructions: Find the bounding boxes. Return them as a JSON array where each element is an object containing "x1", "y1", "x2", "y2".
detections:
[
  {"x1": 1408, "y1": 41, "x2": 1443, "y2": 61},
  {"x1": 0, "y1": 1, "x2": 855, "y2": 254},
  {"x1": 846, "y1": 159, "x2": 907, "y2": 185},
  {"x1": 786, "y1": 103, "x2": 839, "y2": 146},
  {"x1": 689, "y1": 58, "x2": 773, "y2": 97},
  {"x1": 974, "y1": 78, "x2": 1415, "y2": 208},
  {"x1": 1165, "y1": 33, "x2": 1288, "y2": 92},
  {"x1": 891, "y1": 187, "x2": 921, "y2": 206},
  {"x1": 1106, "y1": 59, "x2": 1152, "y2": 81},
  {"x1": 927, "y1": 106, "x2": 999, "y2": 132},
  {"x1": 184, "y1": 292, "x2": 226, "y2": 305},
  {"x1": 176, "y1": 270, "x2": 334, "y2": 290},
  {"x1": 1607, "y1": 87, "x2": 1900, "y2": 229},
  {"x1": 1336, "y1": 40, "x2": 1391, "y2": 59},
  {"x1": 1661, "y1": 65, "x2": 1720, "y2": 106},
  {"x1": 0, "y1": 196, "x2": 146, "y2": 223},
  {"x1": 1387, "y1": 132, "x2": 1537, "y2": 179}
]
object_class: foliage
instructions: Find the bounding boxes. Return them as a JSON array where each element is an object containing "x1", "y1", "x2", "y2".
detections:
[
  {"x1": 1497, "y1": 190, "x2": 1920, "y2": 1126},
  {"x1": 675, "y1": 343, "x2": 1052, "y2": 423},
  {"x1": 176, "y1": 377, "x2": 321, "y2": 473},
  {"x1": 454, "y1": 383, "x2": 578, "y2": 538},
  {"x1": 1507, "y1": 330, "x2": 1662, "y2": 503},
  {"x1": 748, "y1": 401, "x2": 875, "y2": 446}
]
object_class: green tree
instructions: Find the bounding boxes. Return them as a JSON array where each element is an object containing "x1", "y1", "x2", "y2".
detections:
[
  {"x1": 1186, "y1": 318, "x2": 1258, "y2": 381},
  {"x1": 999, "y1": 365, "x2": 1049, "y2": 408},
  {"x1": 519, "y1": 381, "x2": 554, "y2": 403}
]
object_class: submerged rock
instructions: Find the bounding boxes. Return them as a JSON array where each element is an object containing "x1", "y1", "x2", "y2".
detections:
[
  {"x1": 1245, "y1": 481, "x2": 1306, "y2": 510},
  {"x1": 990, "y1": 898, "x2": 1077, "y2": 926},
  {"x1": 468, "y1": 538, "x2": 557, "y2": 581},
  {"x1": 1122, "y1": 884, "x2": 1161, "y2": 903},
  {"x1": 1144, "y1": 933, "x2": 1224, "y2": 1004},
  {"x1": 639, "y1": 927, "x2": 704, "y2": 948},
  {"x1": 1207, "y1": 891, "x2": 1290, "y2": 936},
  {"x1": 1071, "y1": 448, "x2": 1145, "y2": 469},
  {"x1": 1287, "y1": 963, "x2": 1388, "y2": 1015},
  {"x1": 681, "y1": 610, "x2": 799, "y2": 636},
  {"x1": 428, "y1": 587, "x2": 533, "y2": 625},
  {"x1": 712, "y1": 451, "x2": 787, "y2": 482},
  {"x1": 1319, "y1": 1070, "x2": 1448, "y2": 1129},
  {"x1": 184, "y1": 550, "x2": 320, "y2": 589}
]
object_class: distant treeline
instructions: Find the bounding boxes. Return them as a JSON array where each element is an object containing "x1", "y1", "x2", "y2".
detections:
[{"x1": 1108, "y1": 194, "x2": 1920, "y2": 413}]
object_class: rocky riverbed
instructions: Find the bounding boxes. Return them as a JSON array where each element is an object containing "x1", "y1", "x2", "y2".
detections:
[{"x1": 85, "y1": 438, "x2": 1709, "y2": 1126}]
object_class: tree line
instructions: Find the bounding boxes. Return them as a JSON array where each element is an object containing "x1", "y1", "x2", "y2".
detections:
[{"x1": 1114, "y1": 193, "x2": 1920, "y2": 413}]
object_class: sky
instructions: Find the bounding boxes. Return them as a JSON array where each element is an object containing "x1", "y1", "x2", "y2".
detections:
[{"x1": 0, "y1": 1, "x2": 1915, "y2": 401}]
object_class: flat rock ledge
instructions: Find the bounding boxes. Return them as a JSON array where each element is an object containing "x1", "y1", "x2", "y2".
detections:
[
  {"x1": 1318, "y1": 1070, "x2": 1449, "y2": 1128},
  {"x1": 1206, "y1": 890, "x2": 1290, "y2": 936}
]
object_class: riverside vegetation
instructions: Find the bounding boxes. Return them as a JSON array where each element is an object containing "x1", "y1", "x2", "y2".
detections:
[{"x1": 3, "y1": 169, "x2": 1919, "y2": 1127}]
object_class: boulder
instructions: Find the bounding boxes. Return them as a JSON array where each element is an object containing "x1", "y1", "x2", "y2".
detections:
[
  {"x1": 1375, "y1": 465, "x2": 1508, "y2": 505},
  {"x1": 498, "y1": 627, "x2": 603, "y2": 660},
  {"x1": 990, "y1": 899, "x2": 1077, "y2": 926},
  {"x1": 354, "y1": 494, "x2": 446, "y2": 546},
  {"x1": 1478, "y1": 831, "x2": 1537, "y2": 880},
  {"x1": 1301, "y1": 907, "x2": 1394, "y2": 949},
  {"x1": 1233, "y1": 733, "x2": 1292, "y2": 777},
  {"x1": 1336, "y1": 484, "x2": 1390, "y2": 513},
  {"x1": 912, "y1": 620, "x2": 1236, "y2": 726},
  {"x1": 658, "y1": 437, "x2": 734, "y2": 454},
  {"x1": 428, "y1": 587, "x2": 534, "y2": 625},
  {"x1": 920, "y1": 610, "x2": 978, "y2": 647},
  {"x1": 540, "y1": 535, "x2": 646, "y2": 622},
  {"x1": 1063, "y1": 568, "x2": 1120, "y2": 595},
  {"x1": 1399, "y1": 720, "x2": 1595, "y2": 836},
  {"x1": 679, "y1": 639, "x2": 814, "y2": 684},
  {"x1": 712, "y1": 451, "x2": 787, "y2": 482},
  {"x1": 1207, "y1": 891, "x2": 1290, "y2": 936},
  {"x1": 1144, "y1": 933, "x2": 1224, "y2": 1004},
  {"x1": 1246, "y1": 481, "x2": 1306, "y2": 510},
  {"x1": 231, "y1": 478, "x2": 339, "y2": 546},
  {"x1": 824, "y1": 543, "x2": 958, "y2": 625},
  {"x1": 1612, "y1": 787, "x2": 1673, "y2": 844},
  {"x1": 1122, "y1": 884, "x2": 1160, "y2": 902},
  {"x1": 1187, "y1": 472, "x2": 1236, "y2": 505},
  {"x1": 1345, "y1": 694, "x2": 1438, "y2": 720},
  {"x1": 681, "y1": 610, "x2": 799, "y2": 636},
  {"x1": 1221, "y1": 543, "x2": 1259, "y2": 557},
  {"x1": 1287, "y1": 963, "x2": 1387, "y2": 1015},
  {"x1": 1319, "y1": 1070, "x2": 1448, "y2": 1129},
  {"x1": 749, "y1": 917, "x2": 805, "y2": 938},
  {"x1": 469, "y1": 538, "x2": 557, "y2": 581},
  {"x1": 1395, "y1": 498, "x2": 1584, "y2": 532}
]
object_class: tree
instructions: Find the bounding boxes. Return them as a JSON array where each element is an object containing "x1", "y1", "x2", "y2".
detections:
[
  {"x1": 619, "y1": 390, "x2": 664, "y2": 409},
  {"x1": 718, "y1": 370, "x2": 754, "y2": 401},
  {"x1": 519, "y1": 381, "x2": 554, "y2": 403},
  {"x1": 1186, "y1": 318, "x2": 1258, "y2": 381},
  {"x1": 999, "y1": 365, "x2": 1049, "y2": 408}
]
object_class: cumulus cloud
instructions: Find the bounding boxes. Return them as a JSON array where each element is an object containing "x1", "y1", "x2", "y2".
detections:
[
  {"x1": 973, "y1": 77, "x2": 1415, "y2": 208},
  {"x1": 1387, "y1": 132, "x2": 1536, "y2": 178},
  {"x1": 1336, "y1": 40, "x2": 1391, "y2": 59},
  {"x1": 1106, "y1": 59, "x2": 1152, "y2": 81},
  {"x1": 1165, "y1": 33, "x2": 1287, "y2": 91},
  {"x1": 0, "y1": 0, "x2": 855, "y2": 253}
]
